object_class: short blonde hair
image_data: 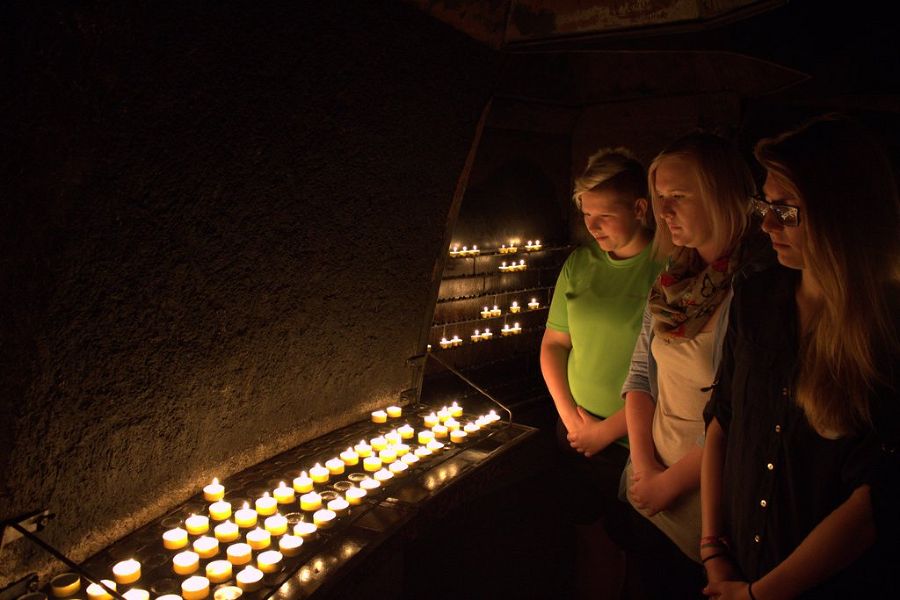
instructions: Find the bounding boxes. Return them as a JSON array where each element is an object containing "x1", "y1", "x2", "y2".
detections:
[
  {"x1": 648, "y1": 132, "x2": 754, "y2": 260},
  {"x1": 573, "y1": 147, "x2": 651, "y2": 228}
]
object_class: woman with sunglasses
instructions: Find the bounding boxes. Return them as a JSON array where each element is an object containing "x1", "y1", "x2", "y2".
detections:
[
  {"x1": 701, "y1": 115, "x2": 900, "y2": 599},
  {"x1": 619, "y1": 132, "x2": 772, "y2": 598}
]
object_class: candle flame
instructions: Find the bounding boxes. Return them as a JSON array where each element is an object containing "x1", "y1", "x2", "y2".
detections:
[
  {"x1": 243, "y1": 502, "x2": 249, "y2": 509},
  {"x1": 212, "y1": 477, "x2": 219, "y2": 485},
  {"x1": 279, "y1": 481, "x2": 286, "y2": 488},
  {"x1": 263, "y1": 492, "x2": 270, "y2": 498}
]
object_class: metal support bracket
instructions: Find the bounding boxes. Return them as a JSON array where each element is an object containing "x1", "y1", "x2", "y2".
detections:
[{"x1": 1, "y1": 509, "x2": 52, "y2": 550}]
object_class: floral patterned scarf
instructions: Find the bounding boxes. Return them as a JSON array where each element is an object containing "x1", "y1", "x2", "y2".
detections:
[{"x1": 648, "y1": 246, "x2": 741, "y2": 342}]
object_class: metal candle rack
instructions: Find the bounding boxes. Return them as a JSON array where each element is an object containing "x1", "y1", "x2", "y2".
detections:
[{"x1": 28, "y1": 403, "x2": 534, "y2": 600}]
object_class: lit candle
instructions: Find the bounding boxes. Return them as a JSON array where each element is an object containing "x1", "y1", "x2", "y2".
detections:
[
  {"x1": 464, "y1": 422, "x2": 481, "y2": 434},
  {"x1": 450, "y1": 401, "x2": 463, "y2": 417},
  {"x1": 264, "y1": 514, "x2": 288, "y2": 536},
  {"x1": 363, "y1": 456, "x2": 382, "y2": 472},
  {"x1": 235, "y1": 566, "x2": 263, "y2": 592},
  {"x1": 312, "y1": 509, "x2": 336, "y2": 528},
  {"x1": 500, "y1": 243, "x2": 508, "y2": 254},
  {"x1": 354, "y1": 439, "x2": 373, "y2": 457},
  {"x1": 439, "y1": 336, "x2": 452, "y2": 349},
  {"x1": 256, "y1": 550, "x2": 283, "y2": 574},
  {"x1": 180, "y1": 576, "x2": 209, "y2": 600},
  {"x1": 449, "y1": 245, "x2": 460, "y2": 257},
  {"x1": 499, "y1": 261, "x2": 509, "y2": 272},
  {"x1": 359, "y1": 477, "x2": 381, "y2": 491},
  {"x1": 414, "y1": 446, "x2": 432, "y2": 458},
  {"x1": 203, "y1": 478, "x2": 225, "y2": 502},
  {"x1": 517, "y1": 259, "x2": 526, "y2": 270},
  {"x1": 386, "y1": 405, "x2": 402, "y2": 418},
  {"x1": 424, "y1": 413, "x2": 439, "y2": 428},
  {"x1": 445, "y1": 418, "x2": 460, "y2": 431},
  {"x1": 209, "y1": 500, "x2": 232, "y2": 521},
  {"x1": 427, "y1": 440, "x2": 445, "y2": 452},
  {"x1": 293, "y1": 520, "x2": 317, "y2": 538},
  {"x1": 388, "y1": 461, "x2": 408, "y2": 476},
  {"x1": 273, "y1": 481, "x2": 295, "y2": 504},
  {"x1": 508, "y1": 241, "x2": 518, "y2": 252},
  {"x1": 491, "y1": 305, "x2": 502, "y2": 317},
  {"x1": 472, "y1": 245, "x2": 480, "y2": 256},
  {"x1": 308, "y1": 463, "x2": 329, "y2": 484},
  {"x1": 534, "y1": 239, "x2": 542, "y2": 250},
  {"x1": 157, "y1": 595, "x2": 183, "y2": 600},
  {"x1": 299, "y1": 491, "x2": 322, "y2": 512},
  {"x1": 509, "y1": 301, "x2": 520, "y2": 313},
  {"x1": 340, "y1": 447, "x2": 359, "y2": 466},
  {"x1": 185, "y1": 514, "x2": 210, "y2": 536},
  {"x1": 205, "y1": 560, "x2": 233, "y2": 584},
  {"x1": 471, "y1": 329, "x2": 481, "y2": 342},
  {"x1": 173, "y1": 551, "x2": 200, "y2": 575},
  {"x1": 501, "y1": 323, "x2": 512, "y2": 336},
  {"x1": 512, "y1": 322, "x2": 522, "y2": 334},
  {"x1": 162, "y1": 527, "x2": 189, "y2": 550},
  {"x1": 437, "y1": 408, "x2": 450, "y2": 422},
  {"x1": 112, "y1": 559, "x2": 141, "y2": 585},
  {"x1": 393, "y1": 443, "x2": 410, "y2": 456},
  {"x1": 245, "y1": 528, "x2": 271, "y2": 551},
  {"x1": 371, "y1": 410, "x2": 388, "y2": 423},
  {"x1": 50, "y1": 573, "x2": 81, "y2": 598},
  {"x1": 432, "y1": 425, "x2": 448, "y2": 439},
  {"x1": 418, "y1": 430, "x2": 435, "y2": 445},
  {"x1": 226, "y1": 543, "x2": 252, "y2": 566},
  {"x1": 385, "y1": 429, "x2": 401, "y2": 445},
  {"x1": 234, "y1": 503, "x2": 258, "y2": 529},
  {"x1": 325, "y1": 457, "x2": 345, "y2": 476},
  {"x1": 450, "y1": 335, "x2": 462, "y2": 347},
  {"x1": 401, "y1": 452, "x2": 420, "y2": 465},
  {"x1": 327, "y1": 497, "x2": 350, "y2": 515},
  {"x1": 481, "y1": 328, "x2": 493, "y2": 340},
  {"x1": 397, "y1": 424, "x2": 415, "y2": 440},
  {"x1": 345, "y1": 487, "x2": 367, "y2": 505},
  {"x1": 214, "y1": 520, "x2": 240, "y2": 543},
  {"x1": 278, "y1": 534, "x2": 303, "y2": 557},
  {"x1": 255, "y1": 493, "x2": 277, "y2": 516},
  {"x1": 86, "y1": 581, "x2": 116, "y2": 600},
  {"x1": 450, "y1": 430, "x2": 468, "y2": 444},
  {"x1": 292, "y1": 471, "x2": 313, "y2": 493},
  {"x1": 488, "y1": 409, "x2": 501, "y2": 423},
  {"x1": 378, "y1": 448, "x2": 397, "y2": 464},
  {"x1": 480, "y1": 306, "x2": 491, "y2": 319},
  {"x1": 192, "y1": 536, "x2": 219, "y2": 559},
  {"x1": 123, "y1": 590, "x2": 149, "y2": 600},
  {"x1": 475, "y1": 416, "x2": 489, "y2": 427},
  {"x1": 528, "y1": 298, "x2": 539, "y2": 310},
  {"x1": 373, "y1": 468, "x2": 394, "y2": 482}
]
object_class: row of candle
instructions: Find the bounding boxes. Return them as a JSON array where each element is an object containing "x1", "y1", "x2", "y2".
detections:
[
  {"x1": 480, "y1": 299, "x2": 540, "y2": 319},
  {"x1": 449, "y1": 240, "x2": 543, "y2": 258},
  {"x1": 439, "y1": 322, "x2": 524, "y2": 348},
  {"x1": 499, "y1": 240, "x2": 542, "y2": 253},
  {"x1": 498, "y1": 259, "x2": 527, "y2": 272}
]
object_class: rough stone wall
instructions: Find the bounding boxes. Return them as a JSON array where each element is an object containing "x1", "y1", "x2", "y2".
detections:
[{"x1": 1, "y1": 1, "x2": 496, "y2": 584}]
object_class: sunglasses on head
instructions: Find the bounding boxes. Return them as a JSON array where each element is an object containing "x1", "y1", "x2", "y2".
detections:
[{"x1": 752, "y1": 195, "x2": 801, "y2": 227}]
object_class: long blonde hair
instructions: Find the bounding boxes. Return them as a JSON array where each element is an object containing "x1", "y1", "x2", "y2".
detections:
[
  {"x1": 755, "y1": 116, "x2": 900, "y2": 436},
  {"x1": 648, "y1": 132, "x2": 754, "y2": 260}
]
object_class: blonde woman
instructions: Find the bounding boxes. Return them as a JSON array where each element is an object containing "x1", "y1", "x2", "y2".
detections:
[
  {"x1": 541, "y1": 147, "x2": 660, "y2": 598},
  {"x1": 620, "y1": 132, "x2": 770, "y2": 598},
  {"x1": 702, "y1": 116, "x2": 900, "y2": 599}
]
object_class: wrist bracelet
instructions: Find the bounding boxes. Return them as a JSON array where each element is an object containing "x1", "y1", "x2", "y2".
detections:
[
  {"x1": 748, "y1": 581, "x2": 757, "y2": 600},
  {"x1": 700, "y1": 551, "x2": 729, "y2": 564}
]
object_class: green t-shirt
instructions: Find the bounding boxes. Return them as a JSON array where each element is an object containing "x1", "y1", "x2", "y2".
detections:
[{"x1": 547, "y1": 242, "x2": 662, "y2": 440}]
